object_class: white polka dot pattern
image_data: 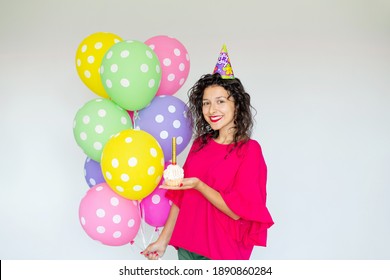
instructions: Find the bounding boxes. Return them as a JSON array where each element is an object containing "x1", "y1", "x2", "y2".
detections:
[
  {"x1": 73, "y1": 98, "x2": 133, "y2": 162},
  {"x1": 145, "y1": 35, "x2": 190, "y2": 96},
  {"x1": 75, "y1": 32, "x2": 123, "y2": 98},
  {"x1": 78, "y1": 183, "x2": 141, "y2": 246},
  {"x1": 134, "y1": 95, "x2": 192, "y2": 162},
  {"x1": 100, "y1": 129, "x2": 164, "y2": 200},
  {"x1": 140, "y1": 184, "x2": 172, "y2": 227},
  {"x1": 100, "y1": 40, "x2": 162, "y2": 111}
]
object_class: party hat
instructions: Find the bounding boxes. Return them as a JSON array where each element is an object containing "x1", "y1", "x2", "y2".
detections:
[{"x1": 213, "y1": 44, "x2": 234, "y2": 79}]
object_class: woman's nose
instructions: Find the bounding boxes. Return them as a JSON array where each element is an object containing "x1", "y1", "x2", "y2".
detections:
[{"x1": 209, "y1": 103, "x2": 217, "y2": 114}]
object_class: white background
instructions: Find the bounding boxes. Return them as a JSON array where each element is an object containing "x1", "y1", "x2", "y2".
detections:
[{"x1": 0, "y1": 0, "x2": 389, "y2": 260}]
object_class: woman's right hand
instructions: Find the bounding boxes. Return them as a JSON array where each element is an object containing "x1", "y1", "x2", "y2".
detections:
[
  {"x1": 141, "y1": 204, "x2": 179, "y2": 260},
  {"x1": 141, "y1": 239, "x2": 167, "y2": 260}
]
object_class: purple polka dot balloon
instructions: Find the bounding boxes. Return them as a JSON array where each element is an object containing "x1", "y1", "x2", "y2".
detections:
[
  {"x1": 134, "y1": 95, "x2": 192, "y2": 162},
  {"x1": 84, "y1": 157, "x2": 106, "y2": 188}
]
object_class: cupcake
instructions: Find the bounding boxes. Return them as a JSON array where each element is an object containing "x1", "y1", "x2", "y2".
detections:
[{"x1": 163, "y1": 163, "x2": 184, "y2": 186}]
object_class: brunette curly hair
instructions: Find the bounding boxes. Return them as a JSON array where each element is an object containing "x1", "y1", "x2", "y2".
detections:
[{"x1": 187, "y1": 73, "x2": 256, "y2": 152}]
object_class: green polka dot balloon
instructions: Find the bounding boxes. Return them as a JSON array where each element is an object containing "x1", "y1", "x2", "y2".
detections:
[
  {"x1": 100, "y1": 40, "x2": 162, "y2": 111},
  {"x1": 73, "y1": 98, "x2": 133, "y2": 162}
]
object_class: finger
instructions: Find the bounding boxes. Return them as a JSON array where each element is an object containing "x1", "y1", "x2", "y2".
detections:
[
  {"x1": 152, "y1": 252, "x2": 160, "y2": 260},
  {"x1": 159, "y1": 185, "x2": 179, "y2": 190},
  {"x1": 147, "y1": 252, "x2": 159, "y2": 260},
  {"x1": 141, "y1": 250, "x2": 151, "y2": 258}
]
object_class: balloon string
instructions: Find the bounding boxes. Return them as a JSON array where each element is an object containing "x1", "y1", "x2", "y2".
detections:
[
  {"x1": 148, "y1": 227, "x2": 156, "y2": 245},
  {"x1": 129, "y1": 240, "x2": 144, "y2": 253},
  {"x1": 133, "y1": 110, "x2": 139, "y2": 129},
  {"x1": 149, "y1": 227, "x2": 161, "y2": 245},
  {"x1": 156, "y1": 227, "x2": 161, "y2": 237},
  {"x1": 138, "y1": 200, "x2": 147, "y2": 249},
  {"x1": 134, "y1": 202, "x2": 161, "y2": 254}
]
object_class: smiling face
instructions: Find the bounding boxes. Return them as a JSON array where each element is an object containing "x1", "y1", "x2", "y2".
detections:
[{"x1": 202, "y1": 85, "x2": 236, "y2": 136}]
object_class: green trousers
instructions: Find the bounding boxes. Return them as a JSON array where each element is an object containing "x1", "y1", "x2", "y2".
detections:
[{"x1": 178, "y1": 248, "x2": 210, "y2": 260}]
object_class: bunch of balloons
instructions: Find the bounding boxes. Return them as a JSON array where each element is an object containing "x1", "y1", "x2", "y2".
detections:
[{"x1": 73, "y1": 32, "x2": 192, "y2": 247}]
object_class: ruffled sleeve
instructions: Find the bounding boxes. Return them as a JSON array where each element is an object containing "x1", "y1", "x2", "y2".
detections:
[
  {"x1": 220, "y1": 140, "x2": 274, "y2": 247},
  {"x1": 165, "y1": 188, "x2": 184, "y2": 208}
]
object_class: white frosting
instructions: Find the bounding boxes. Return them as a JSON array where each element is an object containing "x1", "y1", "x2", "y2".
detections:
[{"x1": 163, "y1": 164, "x2": 184, "y2": 182}]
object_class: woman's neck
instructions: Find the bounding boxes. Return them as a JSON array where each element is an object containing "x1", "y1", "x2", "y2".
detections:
[{"x1": 215, "y1": 128, "x2": 235, "y2": 144}]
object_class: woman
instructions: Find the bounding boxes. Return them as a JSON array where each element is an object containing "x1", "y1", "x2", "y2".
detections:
[{"x1": 142, "y1": 73, "x2": 274, "y2": 260}]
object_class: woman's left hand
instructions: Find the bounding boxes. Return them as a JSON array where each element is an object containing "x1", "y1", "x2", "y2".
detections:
[{"x1": 159, "y1": 177, "x2": 204, "y2": 190}]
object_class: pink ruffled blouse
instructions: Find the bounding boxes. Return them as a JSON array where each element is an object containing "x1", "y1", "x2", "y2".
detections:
[{"x1": 166, "y1": 138, "x2": 274, "y2": 260}]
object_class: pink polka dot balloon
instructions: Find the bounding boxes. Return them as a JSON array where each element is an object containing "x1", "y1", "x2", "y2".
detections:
[
  {"x1": 145, "y1": 35, "x2": 190, "y2": 96},
  {"x1": 79, "y1": 183, "x2": 141, "y2": 246},
  {"x1": 141, "y1": 178, "x2": 172, "y2": 228}
]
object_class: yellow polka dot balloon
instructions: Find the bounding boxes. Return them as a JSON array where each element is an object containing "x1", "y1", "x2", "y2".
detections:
[
  {"x1": 101, "y1": 129, "x2": 165, "y2": 200},
  {"x1": 75, "y1": 32, "x2": 123, "y2": 98}
]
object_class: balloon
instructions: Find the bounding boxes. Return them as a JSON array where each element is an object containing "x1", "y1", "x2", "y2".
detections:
[
  {"x1": 73, "y1": 98, "x2": 133, "y2": 162},
  {"x1": 79, "y1": 183, "x2": 141, "y2": 246},
  {"x1": 100, "y1": 40, "x2": 162, "y2": 111},
  {"x1": 145, "y1": 35, "x2": 190, "y2": 96},
  {"x1": 75, "y1": 32, "x2": 122, "y2": 98},
  {"x1": 84, "y1": 157, "x2": 105, "y2": 187},
  {"x1": 127, "y1": 110, "x2": 135, "y2": 126},
  {"x1": 134, "y1": 95, "x2": 192, "y2": 162},
  {"x1": 101, "y1": 129, "x2": 164, "y2": 200},
  {"x1": 141, "y1": 173, "x2": 172, "y2": 227}
]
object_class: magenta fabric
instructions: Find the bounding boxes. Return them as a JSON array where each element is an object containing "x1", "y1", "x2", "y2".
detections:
[{"x1": 166, "y1": 138, "x2": 274, "y2": 260}]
